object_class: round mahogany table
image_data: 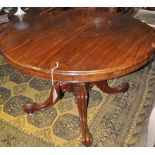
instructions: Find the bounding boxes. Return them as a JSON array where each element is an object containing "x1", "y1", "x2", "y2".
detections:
[{"x1": 0, "y1": 9, "x2": 155, "y2": 146}]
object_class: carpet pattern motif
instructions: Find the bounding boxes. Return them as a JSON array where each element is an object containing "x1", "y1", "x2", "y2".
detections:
[{"x1": 0, "y1": 54, "x2": 155, "y2": 147}]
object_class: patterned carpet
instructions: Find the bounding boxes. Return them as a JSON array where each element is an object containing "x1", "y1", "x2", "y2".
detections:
[{"x1": 0, "y1": 54, "x2": 155, "y2": 147}]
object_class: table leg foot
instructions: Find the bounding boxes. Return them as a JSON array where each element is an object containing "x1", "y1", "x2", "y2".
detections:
[
  {"x1": 82, "y1": 130, "x2": 93, "y2": 147},
  {"x1": 76, "y1": 83, "x2": 93, "y2": 146},
  {"x1": 95, "y1": 80, "x2": 129, "y2": 94}
]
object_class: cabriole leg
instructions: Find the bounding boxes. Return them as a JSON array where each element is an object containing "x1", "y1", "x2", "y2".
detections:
[
  {"x1": 23, "y1": 82, "x2": 60, "y2": 113},
  {"x1": 75, "y1": 83, "x2": 93, "y2": 146},
  {"x1": 95, "y1": 80, "x2": 129, "y2": 94}
]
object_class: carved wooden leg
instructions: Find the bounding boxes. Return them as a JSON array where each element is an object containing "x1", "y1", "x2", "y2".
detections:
[
  {"x1": 23, "y1": 82, "x2": 60, "y2": 113},
  {"x1": 95, "y1": 80, "x2": 129, "y2": 94},
  {"x1": 75, "y1": 83, "x2": 93, "y2": 146}
]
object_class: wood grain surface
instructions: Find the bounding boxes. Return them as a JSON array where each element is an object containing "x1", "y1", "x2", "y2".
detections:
[{"x1": 0, "y1": 9, "x2": 155, "y2": 82}]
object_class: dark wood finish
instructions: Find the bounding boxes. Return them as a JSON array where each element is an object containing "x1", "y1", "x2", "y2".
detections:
[
  {"x1": 0, "y1": 9, "x2": 155, "y2": 82},
  {"x1": 76, "y1": 83, "x2": 93, "y2": 146},
  {"x1": 23, "y1": 82, "x2": 61, "y2": 113},
  {"x1": 147, "y1": 7, "x2": 155, "y2": 11},
  {"x1": 95, "y1": 81, "x2": 129, "y2": 94},
  {"x1": 70, "y1": 7, "x2": 117, "y2": 13},
  {"x1": 0, "y1": 8, "x2": 155, "y2": 146}
]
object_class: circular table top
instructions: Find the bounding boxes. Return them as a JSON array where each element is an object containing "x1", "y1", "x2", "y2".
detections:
[{"x1": 0, "y1": 9, "x2": 155, "y2": 82}]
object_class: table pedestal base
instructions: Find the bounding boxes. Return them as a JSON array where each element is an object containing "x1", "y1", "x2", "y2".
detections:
[{"x1": 23, "y1": 80, "x2": 129, "y2": 146}]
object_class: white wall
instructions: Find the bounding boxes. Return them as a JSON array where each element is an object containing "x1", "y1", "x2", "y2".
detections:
[{"x1": 147, "y1": 104, "x2": 155, "y2": 146}]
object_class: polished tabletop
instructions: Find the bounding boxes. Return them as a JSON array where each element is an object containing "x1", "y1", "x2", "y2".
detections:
[{"x1": 0, "y1": 9, "x2": 155, "y2": 82}]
